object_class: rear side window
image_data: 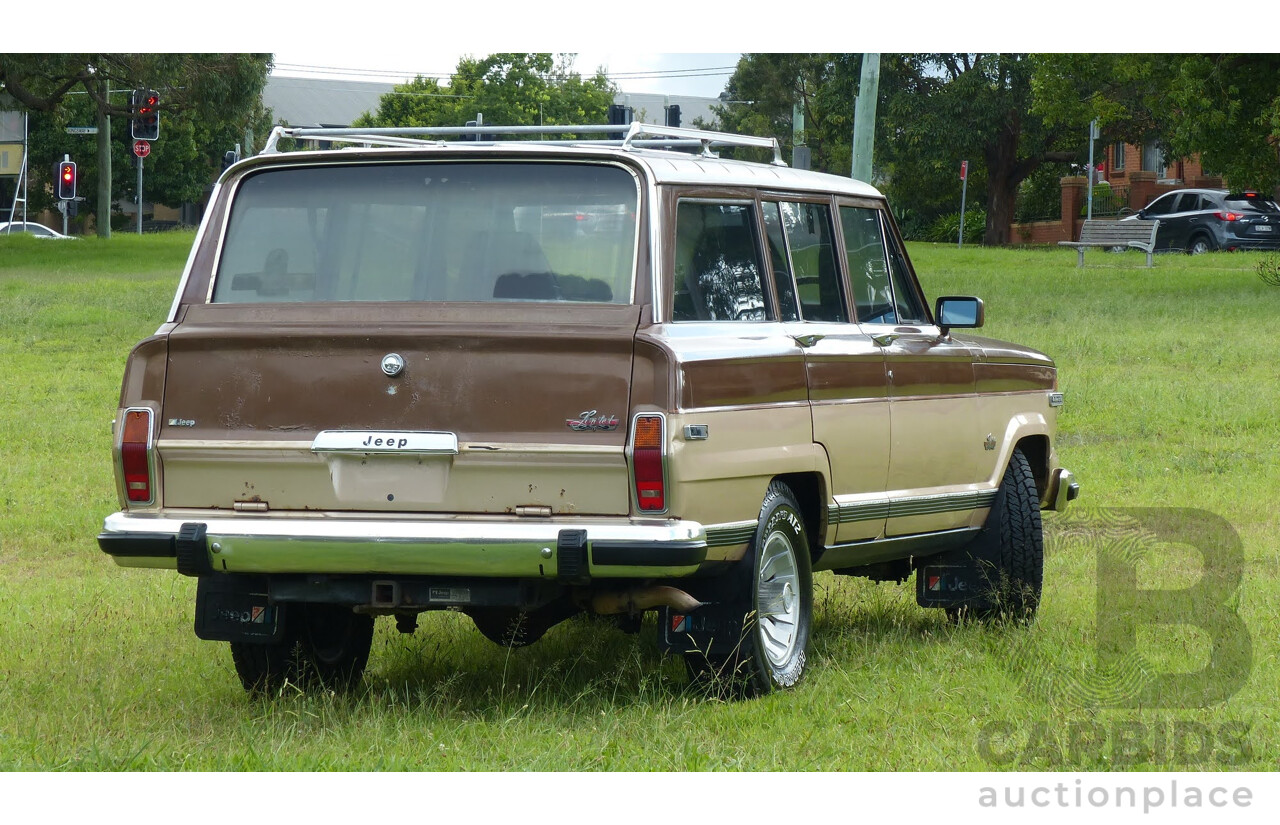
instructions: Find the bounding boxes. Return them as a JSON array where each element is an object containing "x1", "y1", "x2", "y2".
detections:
[
  {"x1": 212, "y1": 162, "x2": 638, "y2": 304},
  {"x1": 672, "y1": 201, "x2": 767, "y2": 321}
]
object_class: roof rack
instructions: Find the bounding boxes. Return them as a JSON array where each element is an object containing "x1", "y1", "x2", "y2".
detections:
[{"x1": 260, "y1": 123, "x2": 787, "y2": 166}]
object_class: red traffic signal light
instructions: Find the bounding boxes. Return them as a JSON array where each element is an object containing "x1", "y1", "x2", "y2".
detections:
[
  {"x1": 131, "y1": 88, "x2": 160, "y2": 141},
  {"x1": 57, "y1": 160, "x2": 77, "y2": 200}
]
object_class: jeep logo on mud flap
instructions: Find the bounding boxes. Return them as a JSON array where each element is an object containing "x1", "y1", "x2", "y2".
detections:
[
  {"x1": 216, "y1": 605, "x2": 269, "y2": 624},
  {"x1": 566, "y1": 410, "x2": 620, "y2": 432}
]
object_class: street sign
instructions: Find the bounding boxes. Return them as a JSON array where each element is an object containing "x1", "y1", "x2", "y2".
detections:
[
  {"x1": 133, "y1": 140, "x2": 151, "y2": 158},
  {"x1": 65, "y1": 126, "x2": 99, "y2": 135},
  {"x1": 960, "y1": 160, "x2": 968, "y2": 180}
]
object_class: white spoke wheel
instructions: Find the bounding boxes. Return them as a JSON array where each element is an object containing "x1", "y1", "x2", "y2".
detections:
[{"x1": 686, "y1": 481, "x2": 812, "y2": 696}]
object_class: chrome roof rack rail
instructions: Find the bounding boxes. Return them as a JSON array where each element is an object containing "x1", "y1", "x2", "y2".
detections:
[
  {"x1": 260, "y1": 124, "x2": 787, "y2": 165},
  {"x1": 621, "y1": 122, "x2": 787, "y2": 166}
]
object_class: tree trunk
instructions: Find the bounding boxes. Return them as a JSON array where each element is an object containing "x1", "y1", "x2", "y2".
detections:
[
  {"x1": 983, "y1": 120, "x2": 1032, "y2": 246},
  {"x1": 95, "y1": 77, "x2": 111, "y2": 239},
  {"x1": 984, "y1": 168, "x2": 1018, "y2": 246}
]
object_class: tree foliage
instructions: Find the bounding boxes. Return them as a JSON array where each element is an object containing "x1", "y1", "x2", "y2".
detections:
[
  {"x1": 357, "y1": 53, "x2": 616, "y2": 131},
  {"x1": 1033, "y1": 54, "x2": 1280, "y2": 191},
  {"x1": 711, "y1": 53, "x2": 1083, "y2": 245},
  {"x1": 0, "y1": 54, "x2": 272, "y2": 233}
]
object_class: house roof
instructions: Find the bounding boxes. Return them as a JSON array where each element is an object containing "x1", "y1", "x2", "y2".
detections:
[{"x1": 262, "y1": 75, "x2": 725, "y2": 130}]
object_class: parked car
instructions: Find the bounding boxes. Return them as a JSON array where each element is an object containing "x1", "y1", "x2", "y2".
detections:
[
  {"x1": 97, "y1": 122, "x2": 1077, "y2": 697},
  {"x1": 0, "y1": 221, "x2": 71, "y2": 239},
  {"x1": 1122, "y1": 188, "x2": 1280, "y2": 253}
]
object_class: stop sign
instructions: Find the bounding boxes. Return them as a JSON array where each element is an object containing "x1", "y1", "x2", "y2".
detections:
[{"x1": 133, "y1": 140, "x2": 151, "y2": 158}]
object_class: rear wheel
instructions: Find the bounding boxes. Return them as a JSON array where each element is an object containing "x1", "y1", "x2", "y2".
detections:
[
  {"x1": 231, "y1": 603, "x2": 373, "y2": 694},
  {"x1": 686, "y1": 481, "x2": 812, "y2": 696},
  {"x1": 1186, "y1": 233, "x2": 1216, "y2": 255}
]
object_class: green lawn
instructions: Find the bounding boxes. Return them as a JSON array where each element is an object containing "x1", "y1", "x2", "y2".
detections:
[{"x1": 1, "y1": 233, "x2": 1277, "y2": 770}]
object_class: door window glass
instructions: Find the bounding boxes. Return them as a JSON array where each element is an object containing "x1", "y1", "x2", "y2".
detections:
[
  {"x1": 777, "y1": 201, "x2": 846, "y2": 322},
  {"x1": 839, "y1": 206, "x2": 927, "y2": 325}
]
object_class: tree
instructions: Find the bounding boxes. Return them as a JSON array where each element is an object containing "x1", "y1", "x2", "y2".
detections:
[
  {"x1": 1033, "y1": 54, "x2": 1280, "y2": 191},
  {"x1": 356, "y1": 53, "x2": 615, "y2": 131},
  {"x1": 708, "y1": 54, "x2": 864, "y2": 174},
  {"x1": 0, "y1": 54, "x2": 271, "y2": 235},
  {"x1": 711, "y1": 54, "x2": 1086, "y2": 245}
]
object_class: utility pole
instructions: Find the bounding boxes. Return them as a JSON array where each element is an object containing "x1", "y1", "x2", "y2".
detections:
[
  {"x1": 95, "y1": 76, "x2": 111, "y2": 239},
  {"x1": 851, "y1": 53, "x2": 880, "y2": 182},
  {"x1": 791, "y1": 93, "x2": 810, "y2": 170},
  {"x1": 1086, "y1": 119, "x2": 1099, "y2": 221}
]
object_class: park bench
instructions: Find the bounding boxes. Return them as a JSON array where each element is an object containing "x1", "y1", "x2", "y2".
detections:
[{"x1": 1059, "y1": 218, "x2": 1160, "y2": 268}]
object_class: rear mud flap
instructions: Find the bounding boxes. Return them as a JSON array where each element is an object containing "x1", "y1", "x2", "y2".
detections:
[
  {"x1": 657, "y1": 604, "x2": 748, "y2": 656},
  {"x1": 915, "y1": 496, "x2": 1003, "y2": 611},
  {"x1": 194, "y1": 575, "x2": 285, "y2": 644}
]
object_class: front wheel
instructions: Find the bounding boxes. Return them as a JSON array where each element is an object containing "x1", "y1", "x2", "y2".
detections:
[
  {"x1": 949, "y1": 448, "x2": 1044, "y2": 623},
  {"x1": 686, "y1": 481, "x2": 813, "y2": 696},
  {"x1": 231, "y1": 603, "x2": 374, "y2": 694}
]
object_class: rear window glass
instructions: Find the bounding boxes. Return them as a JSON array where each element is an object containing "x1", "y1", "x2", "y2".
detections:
[
  {"x1": 212, "y1": 162, "x2": 639, "y2": 304},
  {"x1": 1225, "y1": 194, "x2": 1280, "y2": 213}
]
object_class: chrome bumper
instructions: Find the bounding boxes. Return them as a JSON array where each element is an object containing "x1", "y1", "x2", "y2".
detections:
[
  {"x1": 97, "y1": 511, "x2": 711, "y2": 579},
  {"x1": 1047, "y1": 468, "x2": 1080, "y2": 511}
]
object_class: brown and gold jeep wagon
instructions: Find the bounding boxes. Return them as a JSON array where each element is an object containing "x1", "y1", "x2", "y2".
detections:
[{"x1": 99, "y1": 123, "x2": 1077, "y2": 695}]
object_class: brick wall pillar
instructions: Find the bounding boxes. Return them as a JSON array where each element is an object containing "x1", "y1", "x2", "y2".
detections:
[
  {"x1": 1061, "y1": 176, "x2": 1087, "y2": 240},
  {"x1": 1128, "y1": 171, "x2": 1158, "y2": 212}
]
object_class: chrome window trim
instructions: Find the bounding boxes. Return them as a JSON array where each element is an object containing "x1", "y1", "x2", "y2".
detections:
[{"x1": 168, "y1": 180, "x2": 221, "y2": 322}]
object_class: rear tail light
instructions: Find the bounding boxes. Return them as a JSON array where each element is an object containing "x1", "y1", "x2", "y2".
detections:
[
  {"x1": 631, "y1": 413, "x2": 666, "y2": 513},
  {"x1": 120, "y1": 408, "x2": 154, "y2": 504},
  {"x1": 1214, "y1": 211, "x2": 1244, "y2": 222}
]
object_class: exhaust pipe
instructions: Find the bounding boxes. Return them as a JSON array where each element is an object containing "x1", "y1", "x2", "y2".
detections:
[{"x1": 592, "y1": 585, "x2": 704, "y2": 615}]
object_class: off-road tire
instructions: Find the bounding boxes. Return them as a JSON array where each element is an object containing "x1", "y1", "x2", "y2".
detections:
[
  {"x1": 231, "y1": 603, "x2": 374, "y2": 694},
  {"x1": 949, "y1": 448, "x2": 1044, "y2": 624},
  {"x1": 686, "y1": 481, "x2": 813, "y2": 697}
]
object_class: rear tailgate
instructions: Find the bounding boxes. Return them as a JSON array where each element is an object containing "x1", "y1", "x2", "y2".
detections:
[{"x1": 158, "y1": 302, "x2": 641, "y2": 515}]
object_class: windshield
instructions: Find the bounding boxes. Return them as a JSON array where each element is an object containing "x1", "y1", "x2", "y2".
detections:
[{"x1": 212, "y1": 161, "x2": 639, "y2": 304}]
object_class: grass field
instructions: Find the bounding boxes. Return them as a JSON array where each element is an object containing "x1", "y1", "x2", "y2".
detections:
[{"x1": 1, "y1": 232, "x2": 1278, "y2": 772}]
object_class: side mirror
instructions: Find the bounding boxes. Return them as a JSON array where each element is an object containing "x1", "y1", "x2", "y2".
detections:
[{"x1": 935, "y1": 296, "x2": 984, "y2": 335}]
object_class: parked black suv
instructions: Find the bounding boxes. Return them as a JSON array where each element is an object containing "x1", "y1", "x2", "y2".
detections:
[{"x1": 1124, "y1": 188, "x2": 1280, "y2": 253}]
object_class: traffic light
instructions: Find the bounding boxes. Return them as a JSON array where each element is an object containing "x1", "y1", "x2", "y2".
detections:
[
  {"x1": 56, "y1": 160, "x2": 76, "y2": 200},
  {"x1": 132, "y1": 89, "x2": 160, "y2": 141},
  {"x1": 607, "y1": 104, "x2": 633, "y2": 127},
  {"x1": 665, "y1": 104, "x2": 681, "y2": 128}
]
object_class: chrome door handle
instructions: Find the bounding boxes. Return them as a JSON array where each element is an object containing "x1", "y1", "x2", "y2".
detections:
[
  {"x1": 872, "y1": 333, "x2": 899, "y2": 347},
  {"x1": 791, "y1": 334, "x2": 825, "y2": 348}
]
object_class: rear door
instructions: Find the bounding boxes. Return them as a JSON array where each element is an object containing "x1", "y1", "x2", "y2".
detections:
[
  {"x1": 767, "y1": 197, "x2": 892, "y2": 543},
  {"x1": 159, "y1": 159, "x2": 643, "y2": 516}
]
